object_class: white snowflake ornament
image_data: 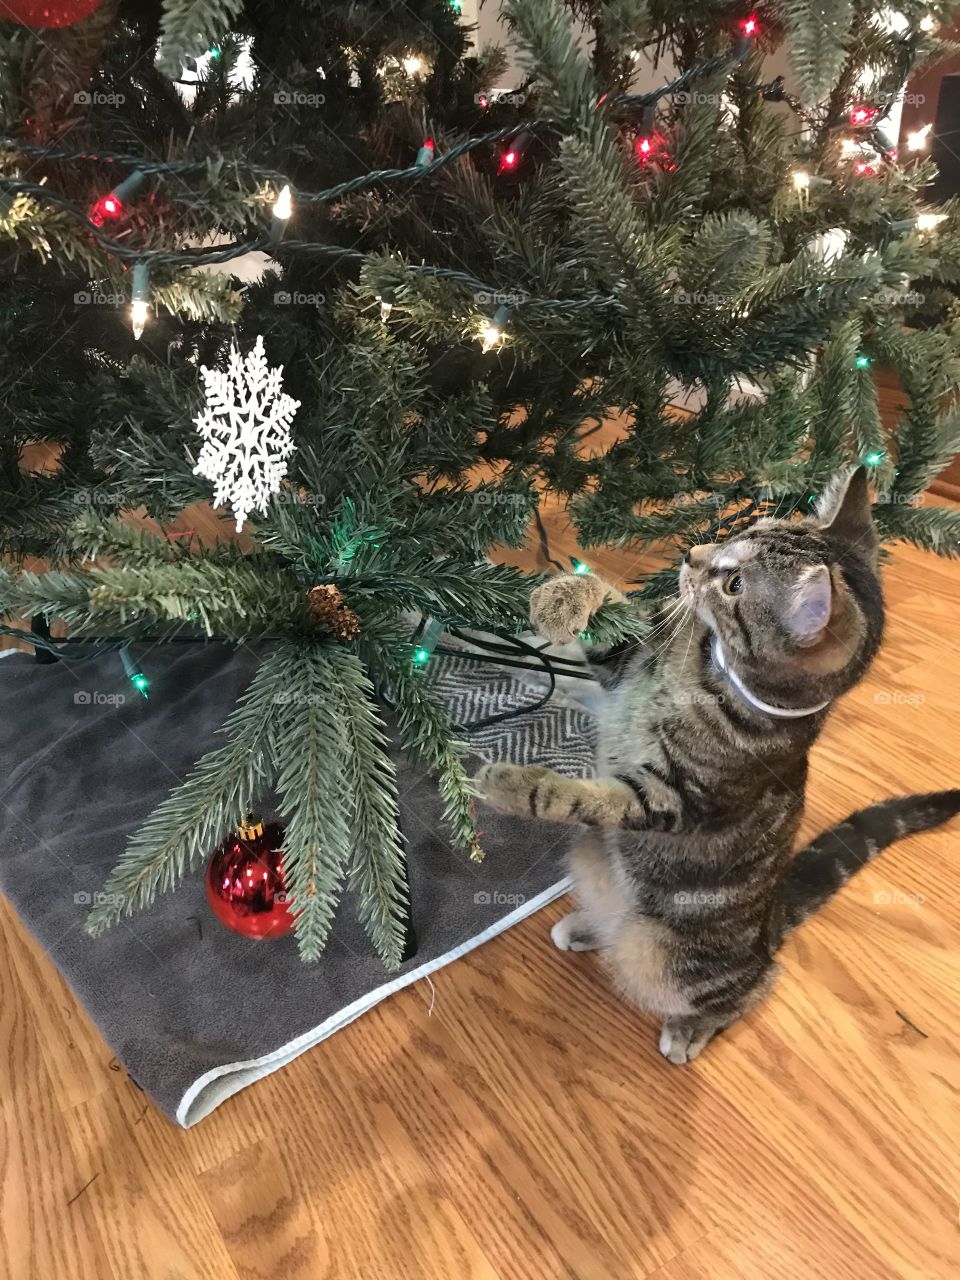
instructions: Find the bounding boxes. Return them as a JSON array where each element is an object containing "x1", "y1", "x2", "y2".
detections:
[{"x1": 193, "y1": 335, "x2": 300, "y2": 531}]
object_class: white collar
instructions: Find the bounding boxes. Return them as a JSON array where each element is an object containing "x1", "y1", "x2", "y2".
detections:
[{"x1": 711, "y1": 637, "x2": 831, "y2": 720}]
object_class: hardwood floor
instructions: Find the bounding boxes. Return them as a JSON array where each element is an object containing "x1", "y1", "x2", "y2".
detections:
[{"x1": 2, "y1": 491, "x2": 959, "y2": 1278}]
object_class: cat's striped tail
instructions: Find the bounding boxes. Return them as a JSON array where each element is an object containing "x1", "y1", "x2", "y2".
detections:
[{"x1": 772, "y1": 790, "x2": 960, "y2": 947}]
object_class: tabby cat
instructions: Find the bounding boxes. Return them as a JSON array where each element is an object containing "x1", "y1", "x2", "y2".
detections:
[{"x1": 477, "y1": 468, "x2": 960, "y2": 1064}]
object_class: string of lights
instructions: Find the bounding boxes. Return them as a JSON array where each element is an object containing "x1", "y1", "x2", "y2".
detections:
[
  {"x1": 0, "y1": 28, "x2": 759, "y2": 200},
  {"x1": 0, "y1": 28, "x2": 764, "y2": 345},
  {"x1": 2, "y1": 122, "x2": 543, "y2": 197},
  {"x1": 1, "y1": 11, "x2": 946, "y2": 350}
]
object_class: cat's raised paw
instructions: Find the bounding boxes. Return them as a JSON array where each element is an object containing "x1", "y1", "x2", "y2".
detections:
[
  {"x1": 529, "y1": 573, "x2": 608, "y2": 645},
  {"x1": 475, "y1": 762, "x2": 553, "y2": 817}
]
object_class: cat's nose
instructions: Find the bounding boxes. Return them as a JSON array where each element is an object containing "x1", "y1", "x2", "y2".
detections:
[{"x1": 685, "y1": 544, "x2": 712, "y2": 566}]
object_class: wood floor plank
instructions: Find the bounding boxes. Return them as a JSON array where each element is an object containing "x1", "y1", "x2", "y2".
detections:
[
  {"x1": 0, "y1": 902, "x2": 111, "y2": 1280},
  {"x1": 195, "y1": 1001, "x2": 503, "y2": 1280},
  {"x1": 63, "y1": 1089, "x2": 241, "y2": 1280}
]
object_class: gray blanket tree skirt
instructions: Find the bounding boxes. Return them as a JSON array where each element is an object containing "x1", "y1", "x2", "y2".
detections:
[{"x1": 0, "y1": 643, "x2": 595, "y2": 1125}]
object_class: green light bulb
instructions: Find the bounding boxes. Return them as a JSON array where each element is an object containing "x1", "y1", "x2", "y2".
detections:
[
  {"x1": 414, "y1": 648, "x2": 430, "y2": 664},
  {"x1": 573, "y1": 560, "x2": 590, "y2": 575},
  {"x1": 865, "y1": 450, "x2": 885, "y2": 465},
  {"x1": 855, "y1": 355, "x2": 871, "y2": 369}
]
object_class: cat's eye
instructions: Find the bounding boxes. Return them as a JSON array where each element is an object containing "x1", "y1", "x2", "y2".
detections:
[{"x1": 722, "y1": 571, "x2": 743, "y2": 596}]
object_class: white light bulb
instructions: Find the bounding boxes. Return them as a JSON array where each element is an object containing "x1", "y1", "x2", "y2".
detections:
[
  {"x1": 792, "y1": 170, "x2": 811, "y2": 189},
  {"x1": 916, "y1": 212, "x2": 947, "y2": 232},
  {"x1": 481, "y1": 323, "x2": 502, "y2": 353},
  {"x1": 906, "y1": 124, "x2": 933, "y2": 152},
  {"x1": 402, "y1": 56, "x2": 422, "y2": 75},
  {"x1": 920, "y1": 14, "x2": 937, "y2": 33},
  {"x1": 379, "y1": 296, "x2": 394, "y2": 321},
  {"x1": 131, "y1": 299, "x2": 149, "y2": 341},
  {"x1": 273, "y1": 184, "x2": 292, "y2": 221},
  {"x1": 840, "y1": 138, "x2": 860, "y2": 157}
]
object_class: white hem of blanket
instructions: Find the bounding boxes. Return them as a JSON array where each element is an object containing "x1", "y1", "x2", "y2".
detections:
[{"x1": 176, "y1": 875, "x2": 572, "y2": 1127}]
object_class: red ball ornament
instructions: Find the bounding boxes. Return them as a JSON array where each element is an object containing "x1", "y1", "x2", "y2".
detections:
[
  {"x1": 204, "y1": 815, "x2": 295, "y2": 940},
  {"x1": 0, "y1": 0, "x2": 105, "y2": 29}
]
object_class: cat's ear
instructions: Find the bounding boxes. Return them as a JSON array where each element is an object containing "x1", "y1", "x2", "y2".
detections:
[
  {"x1": 815, "y1": 466, "x2": 877, "y2": 557},
  {"x1": 783, "y1": 564, "x2": 832, "y2": 641}
]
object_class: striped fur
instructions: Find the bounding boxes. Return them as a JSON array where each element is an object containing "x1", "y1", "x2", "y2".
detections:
[{"x1": 477, "y1": 470, "x2": 960, "y2": 1064}]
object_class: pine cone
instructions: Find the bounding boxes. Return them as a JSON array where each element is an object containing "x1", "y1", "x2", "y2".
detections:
[{"x1": 307, "y1": 584, "x2": 361, "y2": 642}]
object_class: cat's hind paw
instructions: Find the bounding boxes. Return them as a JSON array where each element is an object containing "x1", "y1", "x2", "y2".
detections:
[
  {"x1": 551, "y1": 912, "x2": 601, "y2": 952},
  {"x1": 658, "y1": 1017, "x2": 719, "y2": 1066}
]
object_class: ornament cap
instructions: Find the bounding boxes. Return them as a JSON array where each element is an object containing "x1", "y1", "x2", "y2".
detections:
[{"x1": 237, "y1": 813, "x2": 265, "y2": 841}]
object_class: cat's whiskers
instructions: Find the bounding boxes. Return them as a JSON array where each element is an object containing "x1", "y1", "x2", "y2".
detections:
[
  {"x1": 646, "y1": 599, "x2": 691, "y2": 665},
  {"x1": 642, "y1": 597, "x2": 687, "y2": 645},
  {"x1": 642, "y1": 594, "x2": 686, "y2": 641},
  {"x1": 679, "y1": 602, "x2": 699, "y2": 672}
]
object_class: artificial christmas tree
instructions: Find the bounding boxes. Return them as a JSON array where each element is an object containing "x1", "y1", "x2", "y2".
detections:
[{"x1": 2, "y1": 0, "x2": 960, "y2": 968}]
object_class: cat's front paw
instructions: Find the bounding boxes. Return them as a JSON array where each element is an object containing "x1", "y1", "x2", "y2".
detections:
[
  {"x1": 475, "y1": 762, "x2": 552, "y2": 817},
  {"x1": 529, "y1": 573, "x2": 608, "y2": 645}
]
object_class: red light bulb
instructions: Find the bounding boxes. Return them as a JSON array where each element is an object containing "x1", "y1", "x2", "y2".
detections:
[
  {"x1": 850, "y1": 104, "x2": 877, "y2": 127},
  {"x1": 89, "y1": 193, "x2": 123, "y2": 227},
  {"x1": 498, "y1": 130, "x2": 531, "y2": 175},
  {"x1": 854, "y1": 160, "x2": 877, "y2": 176},
  {"x1": 415, "y1": 137, "x2": 436, "y2": 167},
  {"x1": 740, "y1": 15, "x2": 759, "y2": 37},
  {"x1": 635, "y1": 133, "x2": 660, "y2": 166}
]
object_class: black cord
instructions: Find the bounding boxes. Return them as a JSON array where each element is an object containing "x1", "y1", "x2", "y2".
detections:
[
  {"x1": 442, "y1": 625, "x2": 598, "y2": 731},
  {"x1": 533, "y1": 507, "x2": 566, "y2": 572},
  {"x1": 436, "y1": 645, "x2": 593, "y2": 679}
]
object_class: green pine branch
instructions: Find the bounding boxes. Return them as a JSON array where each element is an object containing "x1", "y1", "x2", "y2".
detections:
[
  {"x1": 85, "y1": 562, "x2": 301, "y2": 637},
  {"x1": 272, "y1": 645, "x2": 354, "y2": 963},
  {"x1": 784, "y1": 0, "x2": 855, "y2": 103},
  {"x1": 502, "y1": 0, "x2": 599, "y2": 128},
  {"x1": 86, "y1": 646, "x2": 292, "y2": 935},
  {"x1": 156, "y1": 0, "x2": 244, "y2": 76},
  {"x1": 370, "y1": 639, "x2": 481, "y2": 860},
  {"x1": 872, "y1": 504, "x2": 960, "y2": 557},
  {"x1": 329, "y1": 648, "x2": 409, "y2": 968},
  {"x1": 581, "y1": 595, "x2": 650, "y2": 647}
]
